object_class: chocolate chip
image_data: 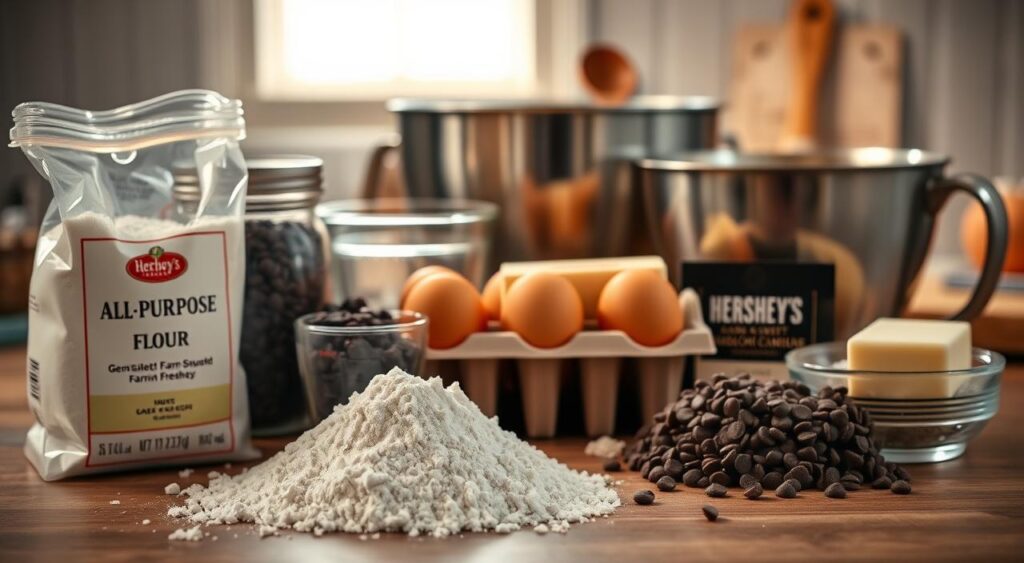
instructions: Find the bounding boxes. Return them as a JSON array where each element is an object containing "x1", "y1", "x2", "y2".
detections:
[
  {"x1": 824, "y1": 483, "x2": 847, "y2": 499},
  {"x1": 784, "y1": 478, "x2": 803, "y2": 492},
  {"x1": 871, "y1": 476, "x2": 893, "y2": 489},
  {"x1": 733, "y1": 453, "x2": 753, "y2": 475},
  {"x1": 842, "y1": 450, "x2": 865, "y2": 469},
  {"x1": 722, "y1": 420, "x2": 746, "y2": 443},
  {"x1": 762, "y1": 472, "x2": 784, "y2": 490},
  {"x1": 702, "y1": 505, "x2": 719, "y2": 522},
  {"x1": 829, "y1": 409, "x2": 850, "y2": 427},
  {"x1": 705, "y1": 483, "x2": 728, "y2": 498},
  {"x1": 657, "y1": 476, "x2": 677, "y2": 492},
  {"x1": 797, "y1": 431, "x2": 818, "y2": 444},
  {"x1": 790, "y1": 404, "x2": 813, "y2": 421},
  {"x1": 739, "y1": 473, "x2": 759, "y2": 489},
  {"x1": 771, "y1": 416, "x2": 793, "y2": 432},
  {"x1": 823, "y1": 467, "x2": 841, "y2": 488},
  {"x1": 894, "y1": 466, "x2": 912, "y2": 482},
  {"x1": 770, "y1": 400, "x2": 792, "y2": 417},
  {"x1": 840, "y1": 479, "x2": 861, "y2": 491},
  {"x1": 785, "y1": 466, "x2": 813, "y2": 489},
  {"x1": 724, "y1": 397, "x2": 741, "y2": 418},
  {"x1": 648, "y1": 466, "x2": 667, "y2": 483},
  {"x1": 891, "y1": 480, "x2": 912, "y2": 495},
  {"x1": 602, "y1": 459, "x2": 621, "y2": 472},
  {"x1": 796, "y1": 446, "x2": 818, "y2": 462},
  {"x1": 775, "y1": 481, "x2": 798, "y2": 498},
  {"x1": 743, "y1": 483, "x2": 764, "y2": 500},
  {"x1": 783, "y1": 452, "x2": 800, "y2": 469},
  {"x1": 664, "y1": 459, "x2": 685, "y2": 480},
  {"x1": 701, "y1": 413, "x2": 722, "y2": 428},
  {"x1": 634, "y1": 490, "x2": 656, "y2": 505},
  {"x1": 710, "y1": 471, "x2": 732, "y2": 487},
  {"x1": 683, "y1": 469, "x2": 703, "y2": 487}
]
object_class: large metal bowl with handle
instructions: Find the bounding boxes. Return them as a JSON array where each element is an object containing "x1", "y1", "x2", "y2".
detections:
[{"x1": 636, "y1": 148, "x2": 1009, "y2": 338}]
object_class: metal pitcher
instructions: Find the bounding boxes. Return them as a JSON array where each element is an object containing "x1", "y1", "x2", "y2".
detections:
[
  {"x1": 375, "y1": 97, "x2": 719, "y2": 265},
  {"x1": 636, "y1": 149, "x2": 1009, "y2": 338}
]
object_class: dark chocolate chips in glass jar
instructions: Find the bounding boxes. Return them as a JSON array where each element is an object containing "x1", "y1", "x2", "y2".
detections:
[
  {"x1": 173, "y1": 155, "x2": 328, "y2": 434},
  {"x1": 241, "y1": 218, "x2": 325, "y2": 430}
]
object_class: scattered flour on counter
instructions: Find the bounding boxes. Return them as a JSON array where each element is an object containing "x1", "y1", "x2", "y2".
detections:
[
  {"x1": 109, "y1": 500, "x2": 121, "y2": 505},
  {"x1": 584, "y1": 436, "x2": 625, "y2": 459},
  {"x1": 179, "y1": 468, "x2": 195, "y2": 479},
  {"x1": 169, "y1": 368, "x2": 619, "y2": 537},
  {"x1": 142, "y1": 519, "x2": 151, "y2": 525},
  {"x1": 164, "y1": 483, "x2": 181, "y2": 495},
  {"x1": 168, "y1": 526, "x2": 204, "y2": 542}
]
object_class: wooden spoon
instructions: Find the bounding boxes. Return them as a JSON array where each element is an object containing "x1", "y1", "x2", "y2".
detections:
[
  {"x1": 779, "y1": 0, "x2": 835, "y2": 152},
  {"x1": 579, "y1": 44, "x2": 638, "y2": 105}
]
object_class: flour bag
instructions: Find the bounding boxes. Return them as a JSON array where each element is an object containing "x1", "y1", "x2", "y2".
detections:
[{"x1": 10, "y1": 90, "x2": 258, "y2": 480}]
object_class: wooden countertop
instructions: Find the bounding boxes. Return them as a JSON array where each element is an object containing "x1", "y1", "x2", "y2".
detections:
[{"x1": 0, "y1": 346, "x2": 1022, "y2": 562}]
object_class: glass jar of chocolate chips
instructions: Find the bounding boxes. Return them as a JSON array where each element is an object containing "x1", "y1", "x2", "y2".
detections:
[{"x1": 174, "y1": 156, "x2": 328, "y2": 434}]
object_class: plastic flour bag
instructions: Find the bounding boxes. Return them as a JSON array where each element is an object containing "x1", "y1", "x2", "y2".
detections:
[{"x1": 9, "y1": 90, "x2": 258, "y2": 480}]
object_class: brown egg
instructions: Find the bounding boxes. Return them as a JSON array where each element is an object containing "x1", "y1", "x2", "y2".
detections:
[
  {"x1": 501, "y1": 272, "x2": 583, "y2": 348},
  {"x1": 403, "y1": 272, "x2": 486, "y2": 349},
  {"x1": 400, "y1": 265, "x2": 457, "y2": 307},
  {"x1": 481, "y1": 272, "x2": 503, "y2": 320},
  {"x1": 597, "y1": 270, "x2": 683, "y2": 346}
]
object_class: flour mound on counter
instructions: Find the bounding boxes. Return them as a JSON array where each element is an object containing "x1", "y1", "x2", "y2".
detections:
[
  {"x1": 168, "y1": 526, "x2": 204, "y2": 542},
  {"x1": 169, "y1": 368, "x2": 619, "y2": 537},
  {"x1": 584, "y1": 436, "x2": 625, "y2": 459}
]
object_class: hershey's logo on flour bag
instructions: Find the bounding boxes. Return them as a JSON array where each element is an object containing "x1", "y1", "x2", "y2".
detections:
[
  {"x1": 683, "y1": 261, "x2": 834, "y2": 381},
  {"x1": 10, "y1": 90, "x2": 257, "y2": 480}
]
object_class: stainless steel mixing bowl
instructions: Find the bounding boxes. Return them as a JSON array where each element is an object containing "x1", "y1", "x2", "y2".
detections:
[
  {"x1": 381, "y1": 97, "x2": 719, "y2": 264},
  {"x1": 637, "y1": 149, "x2": 1008, "y2": 337}
]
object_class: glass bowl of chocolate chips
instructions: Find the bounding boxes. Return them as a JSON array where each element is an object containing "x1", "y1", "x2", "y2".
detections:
[{"x1": 295, "y1": 298, "x2": 427, "y2": 424}]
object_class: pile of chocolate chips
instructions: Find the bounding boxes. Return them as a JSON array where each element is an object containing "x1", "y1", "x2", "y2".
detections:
[{"x1": 626, "y1": 374, "x2": 911, "y2": 499}]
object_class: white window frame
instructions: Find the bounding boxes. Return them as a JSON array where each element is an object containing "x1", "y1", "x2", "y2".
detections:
[{"x1": 247, "y1": 0, "x2": 588, "y2": 102}]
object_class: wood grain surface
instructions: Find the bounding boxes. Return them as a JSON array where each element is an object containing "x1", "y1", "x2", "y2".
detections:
[{"x1": 0, "y1": 345, "x2": 1022, "y2": 562}]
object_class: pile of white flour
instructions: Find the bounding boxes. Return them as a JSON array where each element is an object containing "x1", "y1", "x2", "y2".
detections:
[{"x1": 169, "y1": 368, "x2": 619, "y2": 537}]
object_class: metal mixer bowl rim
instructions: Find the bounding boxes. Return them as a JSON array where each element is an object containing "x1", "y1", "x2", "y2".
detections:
[
  {"x1": 387, "y1": 95, "x2": 720, "y2": 114},
  {"x1": 638, "y1": 148, "x2": 951, "y2": 172}
]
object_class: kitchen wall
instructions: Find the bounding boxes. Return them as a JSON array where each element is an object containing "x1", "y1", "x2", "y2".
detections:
[{"x1": 2, "y1": 0, "x2": 1021, "y2": 257}]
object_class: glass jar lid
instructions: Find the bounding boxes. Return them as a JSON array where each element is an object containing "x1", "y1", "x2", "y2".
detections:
[{"x1": 173, "y1": 154, "x2": 323, "y2": 211}]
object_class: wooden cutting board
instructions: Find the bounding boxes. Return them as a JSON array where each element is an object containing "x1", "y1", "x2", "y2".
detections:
[{"x1": 725, "y1": 22, "x2": 903, "y2": 150}]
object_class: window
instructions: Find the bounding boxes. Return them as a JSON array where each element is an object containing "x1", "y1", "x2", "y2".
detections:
[{"x1": 255, "y1": 0, "x2": 537, "y2": 100}]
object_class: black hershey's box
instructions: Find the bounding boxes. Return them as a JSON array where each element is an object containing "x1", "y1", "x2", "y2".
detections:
[{"x1": 682, "y1": 261, "x2": 835, "y2": 380}]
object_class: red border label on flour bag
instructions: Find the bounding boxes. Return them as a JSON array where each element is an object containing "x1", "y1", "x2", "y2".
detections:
[{"x1": 11, "y1": 90, "x2": 257, "y2": 480}]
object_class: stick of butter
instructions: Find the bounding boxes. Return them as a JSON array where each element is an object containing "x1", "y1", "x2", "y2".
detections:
[
  {"x1": 847, "y1": 318, "x2": 972, "y2": 399},
  {"x1": 500, "y1": 256, "x2": 668, "y2": 319}
]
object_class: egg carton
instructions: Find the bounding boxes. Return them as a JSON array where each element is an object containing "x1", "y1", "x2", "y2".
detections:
[{"x1": 425, "y1": 288, "x2": 716, "y2": 438}]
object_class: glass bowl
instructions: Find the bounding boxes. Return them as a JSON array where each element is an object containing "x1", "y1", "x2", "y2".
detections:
[
  {"x1": 316, "y1": 198, "x2": 496, "y2": 308},
  {"x1": 786, "y1": 341, "x2": 1004, "y2": 463},
  {"x1": 295, "y1": 309, "x2": 428, "y2": 425}
]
